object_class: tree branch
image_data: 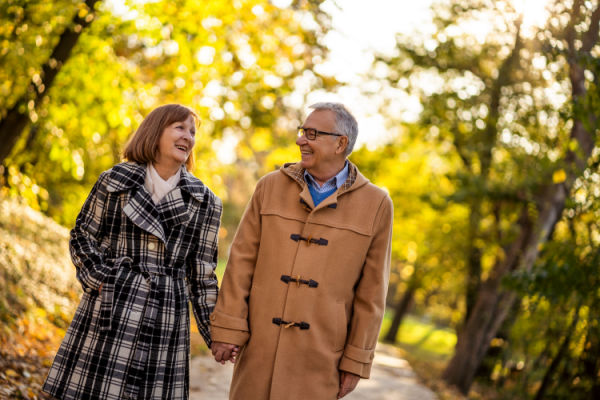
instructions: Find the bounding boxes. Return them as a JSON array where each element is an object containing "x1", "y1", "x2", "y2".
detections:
[{"x1": 0, "y1": 0, "x2": 101, "y2": 165}]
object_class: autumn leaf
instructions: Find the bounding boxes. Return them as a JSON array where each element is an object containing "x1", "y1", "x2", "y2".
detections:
[{"x1": 552, "y1": 169, "x2": 567, "y2": 184}]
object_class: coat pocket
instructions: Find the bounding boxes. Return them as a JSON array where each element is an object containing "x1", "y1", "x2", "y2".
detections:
[{"x1": 334, "y1": 301, "x2": 348, "y2": 351}]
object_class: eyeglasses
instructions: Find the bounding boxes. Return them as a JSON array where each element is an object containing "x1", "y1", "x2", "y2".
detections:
[{"x1": 297, "y1": 126, "x2": 343, "y2": 140}]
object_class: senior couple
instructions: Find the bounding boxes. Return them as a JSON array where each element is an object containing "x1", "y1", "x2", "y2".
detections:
[{"x1": 43, "y1": 101, "x2": 393, "y2": 400}]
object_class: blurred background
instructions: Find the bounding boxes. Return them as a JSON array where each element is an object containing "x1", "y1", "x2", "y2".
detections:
[{"x1": 1, "y1": 0, "x2": 599, "y2": 398}]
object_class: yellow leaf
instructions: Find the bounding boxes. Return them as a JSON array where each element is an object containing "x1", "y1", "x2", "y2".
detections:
[
  {"x1": 5, "y1": 369, "x2": 18, "y2": 377},
  {"x1": 552, "y1": 169, "x2": 566, "y2": 184}
]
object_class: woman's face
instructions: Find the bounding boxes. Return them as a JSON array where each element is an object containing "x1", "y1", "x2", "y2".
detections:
[{"x1": 155, "y1": 114, "x2": 196, "y2": 168}]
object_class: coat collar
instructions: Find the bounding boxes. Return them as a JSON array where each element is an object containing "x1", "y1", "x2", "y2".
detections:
[
  {"x1": 105, "y1": 162, "x2": 208, "y2": 243},
  {"x1": 106, "y1": 161, "x2": 207, "y2": 203},
  {"x1": 280, "y1": 160, "x2": 369, "y2": 211},
  {"x1": 280, "y1": 160, "x2": 368, "y2": 193}
]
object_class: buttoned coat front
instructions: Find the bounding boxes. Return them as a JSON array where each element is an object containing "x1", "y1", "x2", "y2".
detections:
[
  {"x1": 43, "y1": 162, "x2": 221, "y2": 400},
  {"x1": 210, "y1": 162, "x2": 393, "y2": 400}
]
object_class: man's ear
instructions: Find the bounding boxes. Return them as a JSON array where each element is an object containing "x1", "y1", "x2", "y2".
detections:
[{"x1": 336, "y1": 136, "x2": 348, "y2": 155}]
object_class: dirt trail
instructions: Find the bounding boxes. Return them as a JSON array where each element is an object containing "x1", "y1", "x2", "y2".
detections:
[{"x1": 190, "y1": 343, "x2": 437, "y2": 399}]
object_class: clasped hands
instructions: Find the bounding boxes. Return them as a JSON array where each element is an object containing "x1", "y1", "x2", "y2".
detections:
[{"x1": 211, "y1": 341, "x2": 239, "y2": 364}]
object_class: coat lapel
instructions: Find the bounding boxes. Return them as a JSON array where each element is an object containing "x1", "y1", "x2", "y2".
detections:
[
  {"x1": 123, "y1": 188, "x2": 166, "y2": 243},
  {"x1": 106, "y1": 162, "x2": 166, "y2": 243},
  {"x1": 178, "y1": 168, "x2": 207, "y2": 204},
  {"x1": 155, "y1": 167, "x2": 209, "y2": 230},
  {"x1": 106, "y1": 162, "x2": 208, "y2": 242}
]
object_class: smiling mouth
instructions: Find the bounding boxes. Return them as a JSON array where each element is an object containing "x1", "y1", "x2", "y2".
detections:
[{"x1": 175, "y1": 145, "x2": 188, "y2": 152}]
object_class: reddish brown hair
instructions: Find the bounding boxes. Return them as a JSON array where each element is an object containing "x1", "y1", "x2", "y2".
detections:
[{"x1": 123, "y1": 104, "x2": 198, "y2": 170}]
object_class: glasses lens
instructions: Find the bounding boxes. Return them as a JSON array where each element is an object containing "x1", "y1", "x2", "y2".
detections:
[
  {"x1": 298, "y1": 127, "x2": 317, "y2": 140},
  {"x1": 305, "y1": 128, "x2": 316, "y2": 140}
]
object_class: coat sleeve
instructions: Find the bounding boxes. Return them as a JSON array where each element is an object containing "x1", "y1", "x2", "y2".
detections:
[
  {"x1": 338, "y1": 193, "x2": 393, "y2": 378},
  {"x1": 188, "y1": 194, "x2": 222, "y2": 347},
  {"x1": 70, "y1": 171, "x2": 112, "y2": 292},
  {"x1": 209, "y1": 178, "x2": 265, "y2": 347}
]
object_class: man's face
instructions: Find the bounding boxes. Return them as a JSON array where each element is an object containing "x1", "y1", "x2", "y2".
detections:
[{"x1": 296, "y1": 110, "x2": 342, "y2": 173}]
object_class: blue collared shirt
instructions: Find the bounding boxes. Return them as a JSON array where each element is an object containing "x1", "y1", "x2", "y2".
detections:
[{"x1": 304, "y1": 161, "x2": 349, "y2": 193}]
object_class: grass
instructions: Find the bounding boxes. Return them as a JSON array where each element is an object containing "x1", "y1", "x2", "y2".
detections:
[
  {"x1": 380, "y1": 313, "x2": 457, "y2": 361},
  {"x1": 379, "y1": 312, "x2": 471, "y2": 400}
]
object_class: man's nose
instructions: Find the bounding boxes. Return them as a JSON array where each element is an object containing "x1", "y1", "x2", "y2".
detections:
[{"x1": 296, "y1": 134, "x2": 307, "y2": 145}]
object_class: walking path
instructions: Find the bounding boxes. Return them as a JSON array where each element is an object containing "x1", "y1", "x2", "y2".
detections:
[{"x1": 190, "y1": 343, "x2": 437, "y2": 399}]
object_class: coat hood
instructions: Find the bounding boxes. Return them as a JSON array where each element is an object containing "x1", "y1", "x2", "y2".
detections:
[{"x1": 279, "y1": 161, "x2": 370, "y2": 196}]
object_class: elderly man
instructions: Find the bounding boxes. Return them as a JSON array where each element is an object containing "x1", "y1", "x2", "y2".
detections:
[{"x1": 210, "y1": 102, "x2": 393, "y2": 399}]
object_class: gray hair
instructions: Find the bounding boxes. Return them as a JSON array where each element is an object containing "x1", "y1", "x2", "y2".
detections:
[{"x1": 309, "y1": 102, "x2": 358, "y2": 156}]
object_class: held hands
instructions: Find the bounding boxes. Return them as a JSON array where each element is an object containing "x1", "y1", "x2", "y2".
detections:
[
  {"x1": 211, "y1": 341, "x2": 240, "y2": 365},
  {"x1": 337, "y1": 371, "x2": 360, "y2": 399}
]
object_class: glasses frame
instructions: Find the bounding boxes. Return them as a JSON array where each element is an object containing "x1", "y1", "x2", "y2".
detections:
[{"x1": 297, "y1": 126, "x2": 343, "y2": 140}]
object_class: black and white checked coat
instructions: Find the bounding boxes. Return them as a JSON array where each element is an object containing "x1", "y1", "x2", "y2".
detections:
[{"x1": 43, "y1": 162, "x2": 221, "y2": 400}]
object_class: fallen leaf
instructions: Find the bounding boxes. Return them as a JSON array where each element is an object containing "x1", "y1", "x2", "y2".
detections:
[{"x1": 4, "y1": 369, "x2": 17, "y2": 377}]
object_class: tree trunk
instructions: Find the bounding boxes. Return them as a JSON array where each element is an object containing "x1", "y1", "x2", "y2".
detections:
[
  {"x1": 443, "y1": 163, "x2": 576, "y2": 393},
  {"x1": 442, "y1": 207, "x2": 531, "y2": 393},
  {"x1": 475, "y1": 296, "x2": 521, "y2": 384},
  {"x1": 465, "y1": 203, "x2": 482, "y2": 322},
  {"x1": 533, "y1": 306, "x2": 580, "y2": 400},
  {"x1": 383, "y1": 284, "x2": 416, "y2": 343},
  {"x1": 464, "y1": 22, "x2": 522, "y2": 323},
  {"x1": 0, "y1": 0, "x2": 101, "y2": 165}
]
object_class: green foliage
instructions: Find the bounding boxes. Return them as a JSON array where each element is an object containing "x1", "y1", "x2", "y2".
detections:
[
  {"x1": 373, "y1": 0, "x2": 600, "y2": 395},
  {"x1": 507, "y1": 243, "x2": 599, "y2": 305},
  {"x1": 380, "y1": 313, "x2": 456, "y2": 361},
  {"x1": 352, "y1": 129, "x2": 469, "y2": 327},
  {"x1": 0, "y1": 0, "x2": 81, "y2": 112},
  {"x1": 1, "y1": 0, "x2": 333, "y2": 235},
  {"x1": 497, "y1": 176, "x2": 600, "y2": 398}
]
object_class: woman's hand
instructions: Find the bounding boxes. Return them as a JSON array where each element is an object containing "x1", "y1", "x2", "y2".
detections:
[{"x1": 211, "y1": 341, "x2": 240, "y2": 364}]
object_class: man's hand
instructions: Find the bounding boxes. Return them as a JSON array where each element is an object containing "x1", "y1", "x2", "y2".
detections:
[
  {"x1": 211, "y1": 341, "x2": 239, "y2": 365},
  {"x1": 337, "y1": 371, "x2": 360, "y2": 398}
]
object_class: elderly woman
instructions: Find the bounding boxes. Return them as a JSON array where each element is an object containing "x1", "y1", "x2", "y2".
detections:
[{"x1": 43, "y1": 104, "x2": 233, "y2": 399}]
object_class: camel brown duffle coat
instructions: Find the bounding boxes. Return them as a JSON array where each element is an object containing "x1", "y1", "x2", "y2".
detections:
[{"x1": 211, "y1": 161, "x2": 393, "y2": 399}]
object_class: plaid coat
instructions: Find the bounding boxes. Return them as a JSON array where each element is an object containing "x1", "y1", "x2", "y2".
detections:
[{"x1": 43, "y1": 162, "x2": 221, "y2": 400}]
